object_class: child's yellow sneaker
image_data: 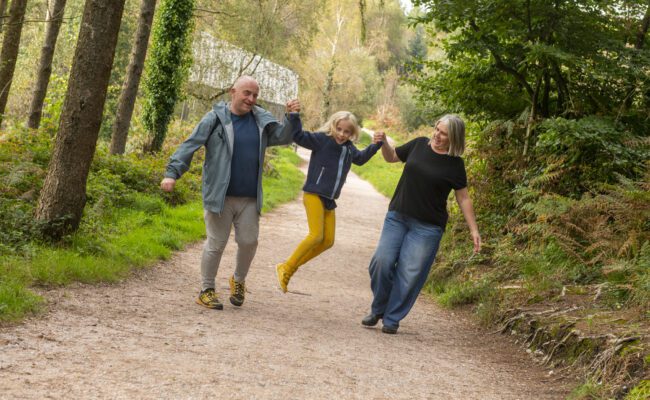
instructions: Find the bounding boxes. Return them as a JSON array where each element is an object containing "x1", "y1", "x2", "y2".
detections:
[{"x1": 275, "y1": 263, "x2": 291, "y2": 293}]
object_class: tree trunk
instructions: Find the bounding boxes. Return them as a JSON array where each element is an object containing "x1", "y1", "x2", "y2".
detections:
[
  {"x1": 523, "y1": 74, "x2": 542, "y2": 157},
  {"x1": 110, "y1": 0, "x2": 156, "y2": 155},
  {"x1": 321, "y1": 58, "x2": 336, "y2": 121},
  {"x1": 35, "y1": 0, "x2": 127, "y2": 240},
  {"x1": 635, "y1": 2, "x2": 650, "y2": 50},
  {"x1": 0, "y1": 0, "x2": 9, "y2": 34},
  {"x1": 541, "y1": 70, "x2": 550, "y2": 118},
  {"x1": 551, "y1": 61, "x2": 570, "y2": 115},
  {"x1": 0, "y1": 0, "x2": 28, "y2": 125},
  {"x1": 622, "y1": 3, "x2": 650, "y2": 112},
  {"x1": 358, "y1": 0, "x2": 366, "y2": 45},
  {"x1": 27, "y1": 0, "x2": 68, "y2": 129},
  {"x1": 321, "y1": 5, "x2": 344, "y2": 122}
]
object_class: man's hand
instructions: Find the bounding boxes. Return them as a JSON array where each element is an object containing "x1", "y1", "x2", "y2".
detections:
[
  {"x1": 160, "y1": 177, "x2": 176, "y2": 192},
  {"x1": 286, "y1": 99, "x2": 301, "y2": 113},
  {"x1": 373, "y1": 131, "x2": 386, "y2": 144}
]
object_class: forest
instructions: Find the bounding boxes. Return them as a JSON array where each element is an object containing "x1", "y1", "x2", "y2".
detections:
[{"x1": 0, "y1": 0, "x2": 648, "y2": 398}]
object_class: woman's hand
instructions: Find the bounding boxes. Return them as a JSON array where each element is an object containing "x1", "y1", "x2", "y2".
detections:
[
  {"x1": 454, "y1": 188, "x2": 481, "y2": 253},
  {"x1": 470, "y1": 230, "x2": 481, "y2": 254},
  {"x1": 375, "y1": 131, "x2": 399, "y2": 162},
  {"x1": 373, "y1": 131, "x2": 386, "y2": 144}
]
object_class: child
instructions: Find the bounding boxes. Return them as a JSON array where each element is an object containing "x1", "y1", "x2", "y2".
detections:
[{"x1": 276, "y1": 111, "x2": 383, "y2": 292}]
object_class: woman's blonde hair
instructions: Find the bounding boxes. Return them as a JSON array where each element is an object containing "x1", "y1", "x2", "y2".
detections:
[
  {"x1": 318, "y1": 111, "x2": 360, "y2": 141},
  {"x1": 435, "y1": 114, "x2": 466, "y2": 157}
]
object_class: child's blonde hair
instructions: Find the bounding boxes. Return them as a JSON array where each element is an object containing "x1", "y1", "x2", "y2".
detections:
[{"x1": 317, "y1": 111, "x2": 360, "y2": 142}]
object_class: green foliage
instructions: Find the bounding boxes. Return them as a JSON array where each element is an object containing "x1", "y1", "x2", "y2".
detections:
[
  {"x1": 141, "y1": 0, "x2": 195, "y2": 152},
  {"x1": 39, "y1": 73, "x2": 69, "y2": 136},
  {"x1": 0, "y1": 268, "x2": 42, "y2": 322},
  {"x1": 0, "y1": 127, "x2": 52, "y2": 255},
  {"x1": 629, "y1": 242, "x2": 650, "y2": 309},
  {"x1": 411, "y1": 0, "x2": 650, "y2": 120},
  {"x1": 394, "y1": 83, "x2": 440, "y2": 130},
  {"x1": 406, "y1": 25, "x2": 427, "y2": 71},
  {"x1": 567, "y1": 380, "x2": 607, "y2": 400},
  {"x1": 262, "y1": 147, "x2": 304, "y2": 213},
  {"x1": 0, "y1": 121, "x2": 304, "y2": 321},
  {"x1": 520, "y1": 240, "x2": 600, "y2": 287},
  {"x1": 624, "y1": 380, "x2": 650, "y2": 400},
  {"x1": 352, "y1": 147, "x2": 403, "y2": 198},
  {"x1": 99, "y1": 0, "x2": 141, "y2": 140},
  {"x1": 533, "y1": 117, "x2": 649, "y2": 196},
  {"x1": 409, "y1": 56, "x2": 527, "y2": 120},
  {"x1": 432, "y1": 278, "x2": 495, "y2": 308}
]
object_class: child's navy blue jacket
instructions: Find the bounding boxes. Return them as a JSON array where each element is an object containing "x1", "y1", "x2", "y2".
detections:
[{"x1": 293, "y1": 125, "x2": 382, "y2": 202}]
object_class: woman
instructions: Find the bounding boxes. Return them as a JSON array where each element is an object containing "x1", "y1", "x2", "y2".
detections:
[{"x1": 363, "y1": 115, "x2": 481, "y2": 334}]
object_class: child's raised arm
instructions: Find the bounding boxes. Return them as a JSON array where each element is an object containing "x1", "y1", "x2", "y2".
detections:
[
  {"x1": 350, "y1": 140, "x2": 383, "y2": 165},
  {"x1": 292, "y1": 124, "x2": 324, "y2": 150}
]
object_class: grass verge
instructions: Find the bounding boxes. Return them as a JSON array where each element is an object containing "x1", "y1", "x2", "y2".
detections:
[{"x1": 0, "y1": 146, "x2": 303, "y2": 323}]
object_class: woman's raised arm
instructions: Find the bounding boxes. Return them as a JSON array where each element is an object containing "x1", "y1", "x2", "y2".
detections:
[{"x1": 373, "y1": 131, "x2": 399, "y2": 163}]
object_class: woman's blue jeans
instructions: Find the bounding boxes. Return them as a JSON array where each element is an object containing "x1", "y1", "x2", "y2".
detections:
[{"x1": 368, "y1": 211, "x2": 443, "y2": 329}]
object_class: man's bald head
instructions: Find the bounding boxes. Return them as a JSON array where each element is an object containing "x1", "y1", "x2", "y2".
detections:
[
  {"x1": 229, "y1": 75, "x2": 260, "y2": 116},
  {"x1": 232, "y1": 75, "x2": 259, "y2": 90}
]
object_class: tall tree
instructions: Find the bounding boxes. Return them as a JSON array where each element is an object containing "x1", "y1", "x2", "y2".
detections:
[
  {"x1": 110, "y1": 0, "x2": 157, "y2": 155},
  {"x1": 35, "y1": 0, "x2": 127, "y2": 239},
  {"x1": 0, "y1": 0, "x2": 8, "y2": 34},
  {"x1": 359, "y1": 0, "x2": 367, "y2": 44},
  {"x1": 407, "y1": 25, "x2": 427, "y2": 72},
  {"x1": 411, "y1": 0, "x2": 650, "y2": 123},
  {"x1": 321, "y1": 4, "x2": 345, "y2": 121},
  {"x1": 27, "y1": 0, "x2": 68, "y2": 129},
  {"x1": 0, "y1": 0, "x2": 28, "y2": 125},
  {"x1": 141, "y1": 0, "x2": 194, "y2": 153},
  {"x1": 189, "y1": 0, "x2": 321, "y2": 106}
]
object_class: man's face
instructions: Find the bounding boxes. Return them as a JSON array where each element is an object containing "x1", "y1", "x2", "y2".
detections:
[{"x1": 229, "y1": 79, "x2": 259, "y2": 116}]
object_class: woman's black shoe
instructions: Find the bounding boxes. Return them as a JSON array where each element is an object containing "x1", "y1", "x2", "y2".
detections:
[
  {"x1": 381, "y1": 325, "x2": 398, "y2": 334},
  {"x1": 361, "y1": 313, "x2": 383, "y2": 326}
]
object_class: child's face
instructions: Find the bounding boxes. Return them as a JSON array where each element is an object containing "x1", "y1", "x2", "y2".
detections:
[{"x1": 333, "y1": 119, "x2": 354, "y2": 144}]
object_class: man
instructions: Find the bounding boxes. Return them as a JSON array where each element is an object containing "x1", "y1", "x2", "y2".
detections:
[{"x1": 161, "y1": 75, "x2": 301, "y2": 309}]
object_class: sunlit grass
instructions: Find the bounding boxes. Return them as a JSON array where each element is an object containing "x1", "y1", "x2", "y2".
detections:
[
  {"x1": 0, "y1": 147, "x2": 303, "y2": 322},
  {"x1": 350, "y1": 133, "x2": 402, "y2": 198},
  {"x1": 262, "y1": 147, "x2": 304, "y2": 212}
]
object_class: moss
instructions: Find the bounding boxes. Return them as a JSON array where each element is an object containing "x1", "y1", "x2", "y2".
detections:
[
  {"x1": 567, "y1": 380, "x2": 604, "y2": 400},
  {"x1": 624, "y1": 380, "x2": 650, "y2": 400},
  {"x1": 618, "y1": 340, "x2": 642, "y2": 357},
  {"x1": 565, "y1": 336, "x2": 602, "y2": 363}
]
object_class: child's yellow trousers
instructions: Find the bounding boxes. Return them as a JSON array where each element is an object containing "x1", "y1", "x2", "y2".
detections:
[{"x1": 282, "y1": 192, "x2": 336, "y2": 273}]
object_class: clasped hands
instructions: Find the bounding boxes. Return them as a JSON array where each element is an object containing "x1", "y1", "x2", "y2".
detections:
[{"x1": 286, "y1": 99, "x2": 301, "y2": 113}]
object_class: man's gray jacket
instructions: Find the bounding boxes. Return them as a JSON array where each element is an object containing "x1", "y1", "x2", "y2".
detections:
[{"x1": 164, "y1": 101, "x2": 299, "y2": 214}]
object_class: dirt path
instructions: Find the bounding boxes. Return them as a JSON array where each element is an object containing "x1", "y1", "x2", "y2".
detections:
[{"x1": 0, "y1": 151, "x2": 571, "y2": 399}]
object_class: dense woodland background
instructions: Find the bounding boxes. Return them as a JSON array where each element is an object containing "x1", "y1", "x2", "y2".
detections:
[{"x1": 0, "y1": 1, "x2": 648, "y2": 398}]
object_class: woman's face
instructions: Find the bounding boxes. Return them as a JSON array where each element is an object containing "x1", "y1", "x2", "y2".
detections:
[
  {"x1": 431, "y1": 121, "x2": 450, "y2": 152},
  {"x1": 334, "y1": 119, "x2": 354, "y2": 144}
]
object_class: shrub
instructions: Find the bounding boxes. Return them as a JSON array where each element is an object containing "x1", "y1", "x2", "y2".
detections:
[{"x1": 532, "y1": 116, "x2": 648, "y2": 197}]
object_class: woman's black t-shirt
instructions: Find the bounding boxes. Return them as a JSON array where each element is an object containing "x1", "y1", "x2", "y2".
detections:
[{"x1": 389, "y1": 137, "x2": 467, "y2": 229}]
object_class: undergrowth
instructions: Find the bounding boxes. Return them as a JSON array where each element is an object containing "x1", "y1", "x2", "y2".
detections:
[
  {"x1": 0, "y1": 123, "x2": 303, "y2": 322},
  {"x1": 359, "y1": 116, "x2": 649, "y2": 398}
]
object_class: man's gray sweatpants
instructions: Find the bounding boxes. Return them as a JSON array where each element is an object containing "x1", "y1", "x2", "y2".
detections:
[{"x1": 201, "y1": 196, "x2": 259, "y2": 290}]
